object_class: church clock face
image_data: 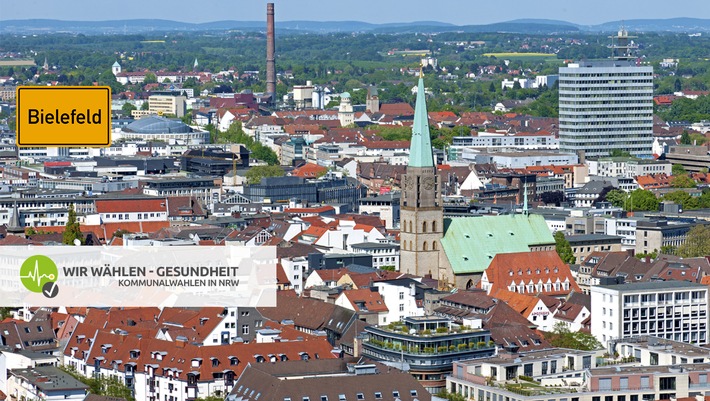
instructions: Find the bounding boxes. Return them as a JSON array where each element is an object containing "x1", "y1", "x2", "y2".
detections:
[{"x1": 423, "y1": 176, "x2": 435, "y2": 190}]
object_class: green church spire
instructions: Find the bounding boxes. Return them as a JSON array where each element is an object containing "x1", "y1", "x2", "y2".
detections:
[{"x1": 408, "y1": 72, "x2": 434, "y2": 168}]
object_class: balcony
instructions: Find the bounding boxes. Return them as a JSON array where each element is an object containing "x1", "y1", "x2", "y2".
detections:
[{"x1": 365, "y1": 338, "x2": 494, "y2": 356}]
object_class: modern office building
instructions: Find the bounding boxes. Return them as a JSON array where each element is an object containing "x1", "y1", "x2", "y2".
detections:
[
  {"x1": 361, "y1": 316, "x2": 495, "y2": 393},
  {"x1": 590, "y1": 281, "x2": 709, "y2": 346},
  {"x1": 558, "y1": 33, "x2": 653, "y2": 159}
]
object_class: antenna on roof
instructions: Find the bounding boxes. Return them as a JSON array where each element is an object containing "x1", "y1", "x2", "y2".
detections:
[{"x1": 523, "y1": 180, "x2": 529, "y2": 216}]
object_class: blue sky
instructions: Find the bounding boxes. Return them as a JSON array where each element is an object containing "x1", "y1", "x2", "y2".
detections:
[{"x1": 3, "y1": 0, "x2": 709, "y2": 25}]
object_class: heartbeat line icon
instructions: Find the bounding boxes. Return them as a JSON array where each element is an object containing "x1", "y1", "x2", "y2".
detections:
[{"x1": 20, "y1": 260, "x2": 56, "y2": 287}]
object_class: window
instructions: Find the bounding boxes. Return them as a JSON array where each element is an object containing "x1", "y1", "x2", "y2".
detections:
[
  {"x1": 356, "y1": 394, "x2": 364, "y2": 400},
  {"x1": 410, "y1": 391, "x2": 417, "y2": 397},
  {"x1": 321, "y1": 396, "x2": 328, "y2": 401},
  {"x1": 374, "y1": 393, "x2": 382, "y2": 400},
  {"x1": 242, "y1": 325, "x2": 249, "y2": 335},
  {"x1": 392, "y1": 392, "x2": 399, "y2": 398},
  {"x1": 399, "y1": 304, "x2": 404, "y2": 312},
  {"x1": 399, "y1": 292, "x2": 404, "y2": 300},
  {"x1": 659, "y1": 377, "x2": 675, "y2": 391}
]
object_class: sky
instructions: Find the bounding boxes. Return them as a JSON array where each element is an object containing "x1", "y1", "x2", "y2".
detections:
[{"x1": 2, "y1": 0, "x2": 710, "y2": 26}]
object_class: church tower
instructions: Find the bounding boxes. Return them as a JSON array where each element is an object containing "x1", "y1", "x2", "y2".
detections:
[
  {"x1": 338, "y1": 92, "x2": 355, "y2": 127},
  {"x1": 399, "y1": 72, "x2": 443, "y2": 278}
]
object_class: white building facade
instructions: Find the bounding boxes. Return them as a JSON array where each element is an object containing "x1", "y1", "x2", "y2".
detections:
[{"x1": 559, "y1": 61, "x2": 654, "y2": 158}]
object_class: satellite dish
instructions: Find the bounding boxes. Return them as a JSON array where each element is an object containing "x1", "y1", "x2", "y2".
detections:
[{"x1": 73, "y1": 239, "x2": 81, "y2": 246}]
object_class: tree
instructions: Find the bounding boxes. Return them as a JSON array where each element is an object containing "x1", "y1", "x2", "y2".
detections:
[
  {"x1": 609, "y1": 149, "x2": 631, "y2": 157},
  {"x1": 672, "y1": 164, "x2": 688, "y2": 176},
  {"x1": 59, "y1": 365, "x2": 135, "y2": 401},
  {"x1": 554, "y1": 231, "x2": 575, "y2": 264},
  {"x1": 670, "y1": 174, "x2": 696, "y2": 188},
  {"x1": 540, "y1": 191, "x2": 565, "y2": 206},
  {"x1": 438, "y1": 391, "x2": 466, "y2": 401},
  {"x1": 244, "y1": 165, "x2": 285, "y2": 185},
  {"x1": 680, "y1": 132, "x2": 692, "y2": 145},
  {"x1": 625, "y1": 189, "x2": 659, "y2": 212},
  {"x1": 676, "y1": 225, "x2": 710, "y2": 258},
  {"x1": 121, "y1": 102, "x2": 136, "y2": 115},
  {"x1": 143, "y1": 72, "x2": 157, "y2": 84},
  {"x1": 604, "y1": 189, "x2": 627, "y2": 208},
  {"x1": 62, "y1": 204, "x2": 84, "y2": 245},
  {"x1": 663, "y1": 190, "x2": 700, "y2": 209},
  {"x1": 544, "y1": 322, "x2": 602, "y2": 351},
  {"x1": 0, "y1": 307, "x2": 13, "y2": 320}
]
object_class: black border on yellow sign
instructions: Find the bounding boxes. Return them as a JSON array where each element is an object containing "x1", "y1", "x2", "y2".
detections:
[{"x1": 16, "y1": 86, "x2": 112, "y2": 147}]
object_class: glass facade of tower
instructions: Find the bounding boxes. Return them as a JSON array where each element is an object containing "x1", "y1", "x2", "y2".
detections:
[{"x1": 558, "y1": 60, "x2": 653, "y2": 158}]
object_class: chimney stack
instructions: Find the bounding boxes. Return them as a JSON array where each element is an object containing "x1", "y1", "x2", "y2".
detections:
[{"x1": 266, "y1": 3, "x2": 276, "y2": 103}]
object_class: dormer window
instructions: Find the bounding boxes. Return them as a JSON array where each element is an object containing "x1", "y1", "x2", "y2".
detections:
[
  {"x1": 211, "y1": 358, "x2": 219, "y2": 367},
  {"x1": 191, "y1": 358, "x2": 202, "y2": 367},
  {"x1": 280, "y1": 354, "x2": 288, "y2": 362},
  {"x1": 255, "y1": 354, "x2": 265, "y2": 363},
  {"x1": 229, "y1": 356, "x2": 239, "y2": 366},
  {"x1": 299, "y1": 352, "x2": 309, "y2": 361},
  {"x1": 187, "y1": 372, "x2": 198, "y2": 386},
  {"x1": 129, "y1": 349, "x2": 140, "y2": 359}
]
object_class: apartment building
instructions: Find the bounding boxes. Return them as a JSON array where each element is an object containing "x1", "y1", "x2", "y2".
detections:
[
  {"x1": 447, "y1": 349, "x2": 710, "y2": 401},
  {"x1": 590, "y1": 281, "x2": 709, "y2": 346}
]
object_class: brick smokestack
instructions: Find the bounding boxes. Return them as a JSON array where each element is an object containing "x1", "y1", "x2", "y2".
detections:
[{"x1": 266, "y1": 3, "x2": 276, "y2": 103}]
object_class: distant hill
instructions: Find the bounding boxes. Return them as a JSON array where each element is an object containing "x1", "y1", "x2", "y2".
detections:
[
  {"x1": 1, "y1": 17, "x2": 709, "y2": 35},
  {"x1": 590, "y1": 18, "x2": 710, "y2": 33}
]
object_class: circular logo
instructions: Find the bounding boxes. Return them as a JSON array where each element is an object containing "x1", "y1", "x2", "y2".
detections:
[{"x1": 20, "y1": 255, "x2": 58, "y2": 293}]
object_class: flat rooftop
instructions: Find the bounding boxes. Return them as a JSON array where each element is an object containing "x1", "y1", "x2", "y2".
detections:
[
  {"x1": 616, "y1": 336, "x2": 710, "y2": 359},
  {"x1": 597, "y1": 280, "x2": 708, "y2": 291},
  {"x1": 458, "y1": 348, "x2": 594, "y2": 366},
  {"x1": 9, "y1": 366, "x2": 88, "y2": 392},
  {"x1": 591, "y1": 363, "x2": 710, "y2": 375}
]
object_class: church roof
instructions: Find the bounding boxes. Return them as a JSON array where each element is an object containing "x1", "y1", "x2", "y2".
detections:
[
  {"x1": 408, "y1": 76, "x2": 434, "y2": 168},
  {"x1": 440, "y1": 214, "x2": 555, "y2": 275}
]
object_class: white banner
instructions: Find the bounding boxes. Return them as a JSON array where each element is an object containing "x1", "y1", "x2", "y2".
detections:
[{"x1": 0, "y1": 246, "x2": 277, "y2": 307}]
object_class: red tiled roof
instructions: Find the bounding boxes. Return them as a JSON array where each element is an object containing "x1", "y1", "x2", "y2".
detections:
[
  {"x1": 65, "y1": 323, "x2": 336, "y2": 382},
  {"x1": 96, "y1": 199, "x2": 168, "y2": 214},
  {"x1": 291, "y1": 163, "x2": 328, "y2": 178},
  {"x1": 339, "y1": 289, "x2": 388, "y2": 313},
  {"x1": 361, "y1": 140, "x2": 410, "y2": 150},
  {"x1": 484, "y1": 250, "x2": 581, "y2": 297},
  {"x1": 490, "y1": 289, "x2": 542, "y2": 318},
  {"x1": 379, "y1": 103, "x2": 414, "y2": 116}
]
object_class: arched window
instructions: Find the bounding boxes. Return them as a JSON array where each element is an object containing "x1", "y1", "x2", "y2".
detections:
[
  {"x1": 423, "y1": 242, "x2": 428, "y2": 251},
  {"x1": 422, "y1": 221, "x2": 428, "y2": 233},
  {"x1": 409, "y1": 221, "x2": 413, "y2": 232},
  {"x1": 402, "y1": 220, "x2": 406, "y2": 232},
  {"x1": 402, "y1": 241, "x2": 407, "y2": 251},
  {"x1": 432, "y1": 241, "x2": 437, "y2": 251},
  {"x1": 409, "y1": 240, "x2": 413, "y2": 251},
  {"x1": 432, "y1": 220, "x2": 437, "y2": 232}
]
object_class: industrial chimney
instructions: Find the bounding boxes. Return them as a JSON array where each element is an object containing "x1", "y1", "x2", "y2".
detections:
[{"x1": 266, "y1": 3, "x2": 276, "y2": 103}]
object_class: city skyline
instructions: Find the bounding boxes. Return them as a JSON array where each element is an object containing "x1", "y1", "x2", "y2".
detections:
[{"x1": 2, "y1": 0, "x2": 710, "y2": 26}]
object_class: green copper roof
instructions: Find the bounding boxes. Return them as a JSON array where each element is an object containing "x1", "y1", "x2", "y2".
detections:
[
  {"x1": 408, "y1": 76, "x2": 434, "y2": 168},
  {"x1": 440, "y1": 214, "x2": 555, "y2": 275}
]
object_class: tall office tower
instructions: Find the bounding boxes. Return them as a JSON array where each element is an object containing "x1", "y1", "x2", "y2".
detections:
[{"x1": 558, "y1": 29, "x2": 654, "y2": 158}]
